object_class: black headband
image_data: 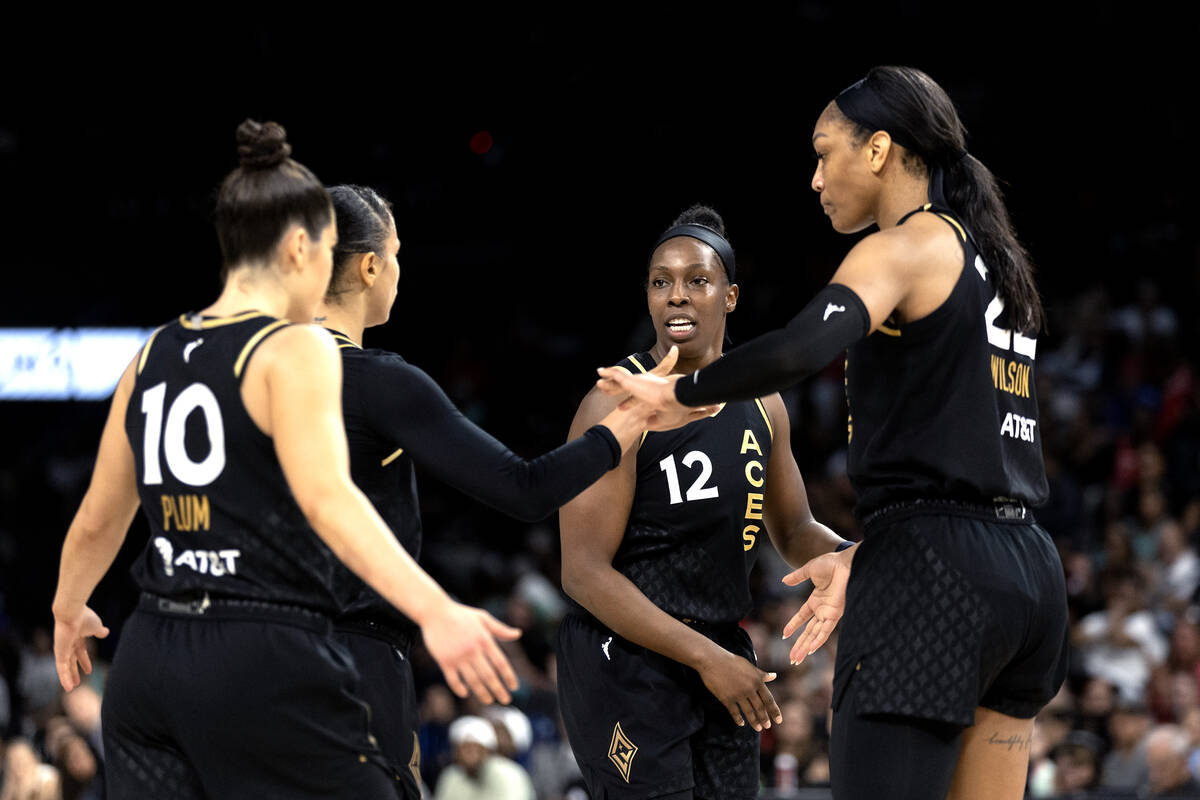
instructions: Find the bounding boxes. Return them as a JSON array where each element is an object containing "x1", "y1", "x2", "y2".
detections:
[{"x1": 652, "y1": 223, "x2": 736, "y2": 283}]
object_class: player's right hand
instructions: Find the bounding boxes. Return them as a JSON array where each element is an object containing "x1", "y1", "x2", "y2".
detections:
[
  {"x1": 53, "y1": 604, "x2": 109, "y2": 692},
  {"x1": 696, "y1": 647, "x2": 782, "y2": 731},
  {"x1": 421, "y1": 601, "x2": 521, "y2": 705}
]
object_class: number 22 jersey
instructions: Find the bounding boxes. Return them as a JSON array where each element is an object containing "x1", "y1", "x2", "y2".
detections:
[{"x1": 124, "y1": 311, "x2": 340, "y2": 611}]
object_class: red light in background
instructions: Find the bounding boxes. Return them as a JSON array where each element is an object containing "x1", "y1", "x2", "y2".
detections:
[{"x1": 469, "y1": 131, "x2": 493, "y2": 155}]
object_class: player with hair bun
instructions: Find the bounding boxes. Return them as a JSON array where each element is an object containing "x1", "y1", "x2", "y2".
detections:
[
  {"x1": 51, "y1": 121, "x2": 521, "y2": 799},
  {"x1": 556, "y1": 205, "x2": 847, "y2": 799}
]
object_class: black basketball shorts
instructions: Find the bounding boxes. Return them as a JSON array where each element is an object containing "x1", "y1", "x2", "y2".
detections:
[
  {"x1": 102, "y1": 598, "x2": 396, "y2": 799},
  {"x1": 332, "y1": 623, "x2": 422, "y2": 800},
  {"x1": 832, "y1": 503, "x2": 1069, "y2": 727},
  {"x1": 556, "y1": 612, "x2": 760, "y2": 800}
]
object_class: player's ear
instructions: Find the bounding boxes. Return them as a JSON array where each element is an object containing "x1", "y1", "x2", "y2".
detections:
[
  {"x1": 359, "y1": 253, "x2": 379, "y2": 288},
  {"x1": 726, "y1": 283, "x2": 739, "y2": 313},
  {"x1": 278, "y1": 223, "x2": 308, "y2": 273}
]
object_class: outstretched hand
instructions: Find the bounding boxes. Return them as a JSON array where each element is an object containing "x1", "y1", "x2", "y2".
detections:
[
  {"x1": 780, "y1": 544, "x2": 857, "y2": 665},
  {"x1": 696, "y1": 646, "x2": 782, "y2": 732},
  {"x1": 54, "y1": 604, "x2": 109, "y2": 692},
  {"x1": 599, "y1": 347, "x2": 718, "y2": 432},
  {"x1": 421, "y1": 601, "x2": 522, "y2": 705}
]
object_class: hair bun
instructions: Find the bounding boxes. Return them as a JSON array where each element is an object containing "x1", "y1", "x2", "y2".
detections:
[
  {"x1": 672, "y1": 204, "x2": 726, "y2": 237},
  {"x1": 236, "y1": 119, "x2": 292, "y2": 170}
]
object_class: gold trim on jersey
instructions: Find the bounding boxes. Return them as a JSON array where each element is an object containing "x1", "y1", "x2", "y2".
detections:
[
  {"x1": 179, "y1": 310, "x2": 268, "y2": 330},
  {"x1": 936, "y1": 213, "x2": 967, "y2": 243},
  {"x1": 626, "y1": 355, "x2": 649, "y2": 374},
  {"x1": 381, "y1": 447, "x2": 405, "y2": 467},
  {"x1": 233, "y1": 320, "x2": 290, "y2": 378},
  {"x1": 754, "y1": 398, "x2": 773, "y2": 440},
  {"x1": 877, "y1": 325, "x2": 901, "y2": 337},
  {"x1": 137, "y1": 325, "x2": 166, "y2": 375},
  {"x1": 331, "y1": 333, "x2": 361, "y2": 350}
]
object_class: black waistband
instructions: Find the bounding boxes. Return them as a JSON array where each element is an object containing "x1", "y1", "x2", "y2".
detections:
[
  {"x1": 861, "y1": 497, "x2": 1034, "y2": 533},
  {"x1": 137, "y1": 592, "x2": 331, "y2": 634},
  {"x1": 333, "y1": 617, "x2": 417, "y2": 654}
]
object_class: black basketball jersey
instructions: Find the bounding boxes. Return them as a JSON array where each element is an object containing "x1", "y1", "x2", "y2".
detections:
[
  {"x1": 845, "y1": 205, "x2": 1049, "y2": 517},
  {"x1": 326, "y1": 333, "x2": 422, "y2": 630},
  {"x1": 125, "y1": 311, "x2": 340, "y2": 611},
  {"x1": 613, "y1": 351, "x2": 774, "y2": 625}
]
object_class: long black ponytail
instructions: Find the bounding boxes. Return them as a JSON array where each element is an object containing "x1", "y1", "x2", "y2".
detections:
[{"x1": 834, "y1": 66, "x2": 1044, "y2": 333}]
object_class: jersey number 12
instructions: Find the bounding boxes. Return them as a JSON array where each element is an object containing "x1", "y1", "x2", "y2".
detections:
[{"x1": 659, "y1": 451, "x2": 720, "y2": 504}]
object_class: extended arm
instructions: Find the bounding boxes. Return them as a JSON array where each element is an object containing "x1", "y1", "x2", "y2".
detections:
[
  {"x1": 52, "y1": 359, "x2": 141, "y2": 690},
  {"x1": 253, "y1": 326, "x2": 520, "y2": 703},
  {"x1": 559, "y1": 387, "x2": 782, "y2": 731},
  {"x1": 365, "y1": 347, "x2": 705, "y2": 521}
]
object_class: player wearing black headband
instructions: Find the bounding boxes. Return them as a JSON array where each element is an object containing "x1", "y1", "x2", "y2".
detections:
[
  {"x1": 557, "y1": 205, "x2": 847, "y2": 799},
  {"x1": 599, "y1": 68, "x2": 1068, "y2": 800},
  {"x1": 312, "y1": 185, "x2": 712, "y2": 798}
]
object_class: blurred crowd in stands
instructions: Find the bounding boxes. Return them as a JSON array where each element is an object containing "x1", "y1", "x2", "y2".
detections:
[{"x1": 3, "y1": 278, "x2": 1198, "y2": 798}]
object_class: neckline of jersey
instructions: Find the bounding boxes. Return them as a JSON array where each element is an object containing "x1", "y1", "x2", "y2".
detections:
[{"x1": 179, "y1": 309, "x2": 271, "y2": 330}]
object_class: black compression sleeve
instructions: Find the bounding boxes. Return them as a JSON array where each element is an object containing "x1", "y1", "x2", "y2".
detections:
[
  {"x1": 675, "y1": 283, "x2": 870, "y2": 406},
  {"x1": 360, "y1": 358, "x2": 621, "y2": 521}
]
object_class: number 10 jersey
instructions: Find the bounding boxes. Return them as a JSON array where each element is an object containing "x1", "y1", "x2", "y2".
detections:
[
  {"x1": 124, "y1": 311, "x2": 340, "y2": 611},
  {"x1": 608, "y1": 351, "x2": 774, "y2": 626}
]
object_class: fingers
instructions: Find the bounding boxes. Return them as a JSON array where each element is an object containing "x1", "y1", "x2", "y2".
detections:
[
  {"x1": 739, "y1": 689, "x2": 770, "y2": 731},
  {"x1": 723, "y1": 699, "x2": 747, "y2": 728},
  {"x1": 482, "y1": 613, "x2": 522, "y2": 642},
  {"x1": 76, "y1": 641, "x2": 93, "y2": 676},
  {"x1": 441, "y1": 663, "x2": 469, "y2": 699},
  {"x1": 55, "y1": 649, "x2": 79, "y2": 692},
  {"x1": 483, "y1": 635, "x2": 520, "y2": 693},
  {"x1": 789, "y1": 617, "x2": 836, "y2": 665},
  {"x1": 650, "y1": 346, "x2": 678, "y2": 374},
  {"x1": 781, "y1": 563, "x2": 812, "y2": 587},
  {"x1": 781, "y1": 603, "x2": 814, "y2": 639},
  {"x1": 759, "y1": 682, "x2": 783, "y2": 726},
  {"x1": 457, "y1": 661, "x2": 497, "y2": 705}
]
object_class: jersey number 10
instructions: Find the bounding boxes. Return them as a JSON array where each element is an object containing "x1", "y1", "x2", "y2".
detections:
[{"x1": 140, "y1": 382, "x2": 227, "y2": 486}]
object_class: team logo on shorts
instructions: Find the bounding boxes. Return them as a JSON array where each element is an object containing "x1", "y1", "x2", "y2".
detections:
[{"x1": 608, "y1": 721, "x2": 638, "y2": 783}]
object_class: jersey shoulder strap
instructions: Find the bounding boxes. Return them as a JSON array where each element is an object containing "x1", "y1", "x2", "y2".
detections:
[{"x1": 612, "y1": 350, "x2": 655, "y2": 375}]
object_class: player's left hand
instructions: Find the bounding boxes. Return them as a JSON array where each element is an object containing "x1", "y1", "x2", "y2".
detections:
[
  {"x1": 53, "y1": 604, "x2": 109, "y2": 692},
  {"x1": 780, "y1": 544, "x2": 857, "y2": 665}
]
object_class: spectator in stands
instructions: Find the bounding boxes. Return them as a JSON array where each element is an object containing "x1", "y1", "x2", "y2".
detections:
[
  {"x1": 1144, "y1": 724, "x2": 1200, "y2": 797},
  {"x1": 434, "y1": 715, "x2": 534, "y2": 800}
]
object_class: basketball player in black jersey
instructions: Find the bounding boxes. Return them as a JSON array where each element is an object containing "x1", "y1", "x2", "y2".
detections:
[
  {"x1": 599, "y1": 68, "x2": 1069, "y2": 800},
  {"x1": 313, "y1": 184, "x2": 711, "y2": 798},
  {"x1": 50, "y1": 121, "x2": 524, "y2": 799},
  {"x1": 557, "y1": 206, "x2": 848, "y2": 799}
]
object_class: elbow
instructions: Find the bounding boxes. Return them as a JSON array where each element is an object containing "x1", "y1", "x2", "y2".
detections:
[{"x1": 560, "y1": 560, "x2": 595, "y2": 607}]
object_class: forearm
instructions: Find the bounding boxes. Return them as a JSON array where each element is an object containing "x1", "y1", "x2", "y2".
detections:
[
  {"x1": 303, "y1": 483, "x2": 450, "y2": 625},
  {"x1": 771, "y1": 519, "x2": 847, "y2": 568},
  {"x1": 675, "y1": 283, "x2": 869, "y2": 406},
  {"x1": 53, "y1": 498, "x2": 134, "y2": 614},
  {"x1": 563, "y1": 564, "x2": 724, "y2": 671}
]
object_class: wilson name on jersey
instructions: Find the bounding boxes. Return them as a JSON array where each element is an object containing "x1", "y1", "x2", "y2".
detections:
[
  {"x1": 124, "y1": 311, "x2": 339, "y2": 611},
  {"x1": 614, "y1": 351, "x2": 774, "y2": 625},
  {"x1": 845, "y1": 205, "x2": 1049, "y2": 517}
]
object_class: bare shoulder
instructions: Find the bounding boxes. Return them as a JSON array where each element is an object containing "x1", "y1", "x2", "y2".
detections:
[
  {"x1": 569, "y1": 384, "x2": 623, "y2": 438},
  {"x1": 868, "y1": 212, "x2": 963, "y2": 277},
  {"x1": 253, "y1": 323, "x2": 338, "y2": 369}
]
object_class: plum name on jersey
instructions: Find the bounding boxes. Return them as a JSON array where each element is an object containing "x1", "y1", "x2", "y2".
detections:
[
  {"x1": 161, "y1": 493, "x2": 211, "y2": 532},
  {"x1": 1000, "y1": 412, "x2": 1037, "y2": 443}
]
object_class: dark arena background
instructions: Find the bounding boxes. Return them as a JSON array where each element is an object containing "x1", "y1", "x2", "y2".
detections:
[{"x1": 1, "y1": 7, "x2": 1196, "y2": 798}]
